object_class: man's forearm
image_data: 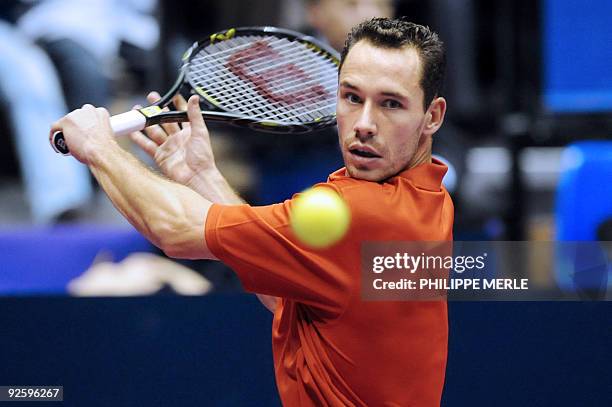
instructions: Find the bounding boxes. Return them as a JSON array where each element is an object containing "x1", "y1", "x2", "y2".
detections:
[
  {"x1": 88, "y1": 142, "x2": 214, "y2": 260},
  {"x1": 187, "y1": 168, "x2": 245, "y2": 205}
]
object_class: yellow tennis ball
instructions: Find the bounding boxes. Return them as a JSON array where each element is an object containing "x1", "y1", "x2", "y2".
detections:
[{"x1": 290, "y1": 187, "x2": 351, "y2": 248}]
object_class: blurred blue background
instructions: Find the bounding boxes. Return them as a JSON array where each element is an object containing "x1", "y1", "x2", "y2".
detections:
[{"x1": 543, "y1": 0, "x2": 612, "y2": 113}]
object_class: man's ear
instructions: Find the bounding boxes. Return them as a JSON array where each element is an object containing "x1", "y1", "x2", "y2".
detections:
[{"x1": 423, "y1": 97, "x2": 447, "y2": 136}]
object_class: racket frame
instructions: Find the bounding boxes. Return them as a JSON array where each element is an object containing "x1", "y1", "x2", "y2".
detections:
[
  {"x1": 51, "y1": 26, "x2": 340, "y2": 155},
  {"x1": 148, "y1": 26, "x2": 340, "y2": 133}
]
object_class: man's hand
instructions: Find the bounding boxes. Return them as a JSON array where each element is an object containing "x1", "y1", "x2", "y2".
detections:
[
  {"x1": 50, "y1": 104, "x2": 116, "y2": 165},
  {"x1": 129, "y1": 93, "x2": 280, "y2": 312},
  {"x1": 130, "y1": 93, "x2": 216, "y2": 188}
]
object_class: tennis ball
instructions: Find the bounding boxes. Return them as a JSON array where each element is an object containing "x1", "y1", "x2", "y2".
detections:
[{"x1": 290, "y1": 187, "x2": 351, "y2": 248}]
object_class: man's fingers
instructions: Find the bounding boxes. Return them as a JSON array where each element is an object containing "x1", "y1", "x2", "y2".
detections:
[
  {"x1": 172, "y1": 94, "x2": 188, "y2": 111},
  {"x1": 172, "y1": 93, "x2": 190, "y2": 129},
  {"x1": 144, "y1": 125, "x2": 168, "y2": 146},
  {"x1": 144, "y1": 91, "x2": 181, "y2": 134},
  {"x1": 129, "y1": 131, "x2": 158, "y2": 158},
  {"x1": 49, "y1": 119, "x2": 63, "y2": 144},
  {"x1": 187, "y1": 95, "x2": 208, "y2": 137},
  {"x1": 50, "y1": 118, "x2": 62, "y2": 135},
  {"x1": 161, "y1": 121, "x2": 181, "y2": 135},
  {"x1": 146, "y1": 91, "x2": 162, "y2": 104},
  {"x1": 130, "y1": 105, "x2": 167, "y2": 145}
]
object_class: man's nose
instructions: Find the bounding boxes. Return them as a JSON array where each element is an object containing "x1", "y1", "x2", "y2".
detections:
[{"x1": 353, "y1": 102, "x2": 377, "y2": 140}]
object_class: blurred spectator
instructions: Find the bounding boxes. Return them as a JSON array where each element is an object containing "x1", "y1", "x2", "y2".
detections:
[
  {"x1": 68, "y1": 252, "x2": 212, "y2": 296},
  {"x1": 0, "y1": 0, "x2": 160, "y2": 223},
  {"x1": 17, "y1": 0, "x2": 160, "y2": 109},
  {"x1": 0, "y1": 18, "x2": 92, "y2": 223},
  {"x1": 304, "y1": 0, "x2": 394, "y2": 50}
]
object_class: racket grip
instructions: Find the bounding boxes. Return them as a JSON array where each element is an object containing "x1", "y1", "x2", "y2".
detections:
[{"x1": 51, "y1": 110, "x2": 147, "y2": 155}]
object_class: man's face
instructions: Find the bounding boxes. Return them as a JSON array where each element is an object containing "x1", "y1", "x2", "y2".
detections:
[
  {"x1": 337, "y1": 40, "x2": 436, "y2": 182},
  {"x1": 307, "y1": 0, "x2": 393, "y2": 50}
]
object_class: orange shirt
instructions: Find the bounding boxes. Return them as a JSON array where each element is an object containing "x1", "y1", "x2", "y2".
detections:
[{"x1": 205, "y1": 159, "x2": 454, "y2": 406}]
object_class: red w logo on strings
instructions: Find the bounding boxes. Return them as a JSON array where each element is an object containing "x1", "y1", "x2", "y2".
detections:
[{"x1": 226, "y1": 41, "x2": 329, "y2": 105}]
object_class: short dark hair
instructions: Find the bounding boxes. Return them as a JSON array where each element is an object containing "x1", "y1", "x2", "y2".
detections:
[{"x1": 340, "y1": 18, "x2": 446, "y2": 111}]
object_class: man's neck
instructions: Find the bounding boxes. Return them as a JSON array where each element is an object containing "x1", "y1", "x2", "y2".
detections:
[{"x1": 406, "y1": 148, "x2": 433, "y2": 171}]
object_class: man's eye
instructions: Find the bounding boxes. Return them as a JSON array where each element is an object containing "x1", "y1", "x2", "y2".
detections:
[
  {"x1": 346, "y1": 93, "x2": 361, "y2": 104},
  {"x1": 383, "y1": 99, "x2": 403, "y2": 109}
]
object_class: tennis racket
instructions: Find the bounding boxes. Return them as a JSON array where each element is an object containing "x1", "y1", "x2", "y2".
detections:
[{"x1": 51, "y1": 26, "x2": 340, "y2": 155}]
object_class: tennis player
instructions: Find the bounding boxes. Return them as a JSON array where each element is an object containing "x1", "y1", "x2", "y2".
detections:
[{"x1": 51, "y1": 18, "x2": 452, "y2": 406}]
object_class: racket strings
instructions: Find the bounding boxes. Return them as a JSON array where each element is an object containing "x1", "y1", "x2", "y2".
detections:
[
  {"x1": 190, "y1": 37, "x2": 338, "y2": 107},
  {"x1": 228, "y1": 44, "x2": 338, "y2": 121},
  {"x1": 190, "y1": 61, "x2": 337, "y2": 121},
  {"x1": 190, "y1": 77, "x2": 333, "y2": 122},
  {"x1": 192, "y1": 53, "x2": 338, "y2": 107},
  {"x1": 188, "y1": 35, "x2": 338, "y2": 123},
  {"x1": 200, "y1": 40, "x2": 332, "y2": 79},
  {"x1": 202, "y1": 74, "x2": 335, "y2": 122},
  {"x1": 199, "y1": 36, "x2": 338, "y2": 109},
  {"x1": 190, "y1": 36, "x2": 285, "y2": 61},
  {"x1": 191, "y1": 36, "x2": 329, "y2": 69},
  {"x1": 192, "y1": 38, "x2": 337, "y2": 99},
  {"x1": 194, "y1": 51, "x2": 337, "y2": 92}
]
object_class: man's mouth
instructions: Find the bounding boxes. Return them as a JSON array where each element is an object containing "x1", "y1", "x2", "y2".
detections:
[
  {"x1": 348, "y1": 146, "x2": 382, "y2": 159},
  {"x1": 350, "y1": 149, "x2": 378, "y2": 158}
]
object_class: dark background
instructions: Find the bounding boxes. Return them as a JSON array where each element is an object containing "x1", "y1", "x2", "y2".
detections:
[{"x1": 1, "y1": 296, "x2": 610, "y2": 406}]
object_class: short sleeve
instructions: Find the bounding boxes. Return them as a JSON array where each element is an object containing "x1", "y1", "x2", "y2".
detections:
[{"x1": 205, "y1": 197, "x2": 352, "y2": 317}]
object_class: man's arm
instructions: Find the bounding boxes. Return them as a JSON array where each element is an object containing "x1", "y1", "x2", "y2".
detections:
[
  {"x1": 57, "y1": 96, "x2": 278, "y2": 312},
  {"x1": 90, "y1": 144, "x2": 214, "y2": 260},
  {"x1": 51, "y1": 103, "x2": 215, "y2": 260},
  {"x1": 130, "y1": 94, "x2": 279, "y2": 312}
]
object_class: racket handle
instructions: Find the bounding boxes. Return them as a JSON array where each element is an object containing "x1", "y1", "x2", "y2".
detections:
[{"x1": 51, "y1": 110, "x2": 147, "y2": 155}]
